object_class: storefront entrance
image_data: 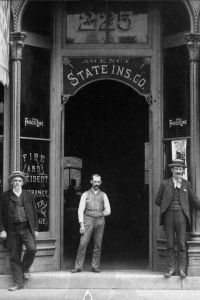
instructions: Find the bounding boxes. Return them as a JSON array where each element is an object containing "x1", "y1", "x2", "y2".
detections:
[{"x1": 63, "y1": 80, "x2": 149, "y2": 270}]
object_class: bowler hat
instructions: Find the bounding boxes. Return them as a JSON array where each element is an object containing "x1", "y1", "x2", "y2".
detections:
[
  {"x1": 8, "y1": 171, "x2": 28, "y2": 184},
  {"x1": 168, "y1": 159, "x2": 186, "y2": 168}
]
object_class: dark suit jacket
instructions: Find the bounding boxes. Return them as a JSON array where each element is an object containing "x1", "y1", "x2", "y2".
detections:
[
  {"x1": 155, "y1": 178, "x2": 200, "y2": 228},
  {"x1": 0, "y1": 189, "x2": 38, "y2": 249}
]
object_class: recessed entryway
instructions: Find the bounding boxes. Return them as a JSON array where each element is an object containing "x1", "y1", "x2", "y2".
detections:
[{"x1": 63, "y1": 80, "x2": 149, "y2": 270}]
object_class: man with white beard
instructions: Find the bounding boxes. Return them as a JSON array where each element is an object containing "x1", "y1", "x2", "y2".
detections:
[{"x1": 0, "y1": 171, "x2": 38, "y2": 291}]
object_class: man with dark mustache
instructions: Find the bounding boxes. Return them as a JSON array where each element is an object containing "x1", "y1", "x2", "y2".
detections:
[
  {"x1": 155, "y1": 159, "x2": 200, "y2": 278},
  {"x1": 71, "y1": 174, "x2": 111, "y2": 273}
]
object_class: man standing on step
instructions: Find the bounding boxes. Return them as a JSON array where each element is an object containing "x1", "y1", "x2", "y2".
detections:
[
  {"x1": 155, "y1": 159, "x2": 200, "y2": 278},
  {"x1": 0, "y1": 171, "x2": 38, "y2": 291},
  {"x1": 71, "y1": 174, "x2": 111, "y2": 273}
]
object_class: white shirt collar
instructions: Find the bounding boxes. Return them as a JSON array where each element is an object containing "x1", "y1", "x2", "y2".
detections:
[
  {"x1": 91, "y1": 188, "x2": 99, "y2": 195},
  {"x1": 172, "y1": 177, "x2": 182, "y2": 189}
]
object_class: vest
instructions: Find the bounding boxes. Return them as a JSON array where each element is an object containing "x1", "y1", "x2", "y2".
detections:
[
  {"x1": 13, "y1": 193, "x2": 28, "y2": 223},
  {"x1": 84, "y1": 189, "x2": 104, "y2": 218},
  {"x1": 169, "y1": 188, "x2": 182, "y2": 211}
]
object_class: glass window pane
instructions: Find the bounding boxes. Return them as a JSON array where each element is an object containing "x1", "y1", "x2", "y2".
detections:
[
  {"x1": 163, "y1": 140, "x2": 190, "y2": 180},
  {"x1": 22, "y1": 1, "x2": 53, "y2": 36},
  {"x1": 161, "y1": 1, "x2": 190, "y2": 36},
  {"x1": 0, "y1": 138, "x2": 3, "y2": 194},
  {"x1": 21, "y1": 45, "x2": 50, "y2": 139},
  {"x1": 163, "y1": 46, "x2": 190, "y2": 138},
  {"x1": 21, "y1": 140, "x2": 49, "y2": 232},
  {"x1": 108, "y1": 2, "x2": 148, "y2": 44},
  {"x1": 0, "y1": 85, "x2": 4, "y2": 193},
  {"x1": 65, "y1": 1, "x2": 148, "y2": 44},
  {"x1": 0, "y1": 84, "x2": 4, "y2": 136},
  {"x1": 65, "y1": 2, "x2": 106, "y2": 44}
]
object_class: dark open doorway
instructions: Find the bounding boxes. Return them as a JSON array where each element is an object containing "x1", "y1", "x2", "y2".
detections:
[{"x1": 63, "y1": 80, "x2": 149, "y2": 270}]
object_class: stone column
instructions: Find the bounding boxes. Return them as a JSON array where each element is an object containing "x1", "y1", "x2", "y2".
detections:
[
  {"x1": 185, "y1": 33, "x2": 200, "y2": 276},
  {"x1": 10, "y1": 32, "x2": 26, "y2": 171}
]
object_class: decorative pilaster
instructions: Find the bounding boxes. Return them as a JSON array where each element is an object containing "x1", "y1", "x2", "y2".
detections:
[
  {"x1": 10, "y1": 32, "x2": 26, "y2": 171},
  {"x1": 185, "y1": 33, "x2": 200, "y2": 275}
]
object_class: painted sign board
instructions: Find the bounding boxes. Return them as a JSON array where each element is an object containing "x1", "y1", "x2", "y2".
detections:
[
  {"x1": 22, "y1": 145, "x2": 49, "y2": 232},
  {"x1": 63, "y1": 56, "x2": 151, "y2": 98}
]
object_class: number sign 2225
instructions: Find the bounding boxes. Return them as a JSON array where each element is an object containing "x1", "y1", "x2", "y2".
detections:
[{"x1": 79, "y1": 11, "x2": 134, "y2": 31}]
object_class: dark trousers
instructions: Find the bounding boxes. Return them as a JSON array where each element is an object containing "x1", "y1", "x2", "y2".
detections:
[
  {"x1": 75, "y1": 216, "x2": 105, "y2": 270},
  {"x1": 164, "y1": 209, "x2": 187, "y2": 272},
  {"x1": 9, "y1": 223, "x2": 36, "y2": 287}
]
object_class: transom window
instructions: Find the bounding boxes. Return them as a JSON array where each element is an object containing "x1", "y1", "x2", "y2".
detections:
[{"x1": 65, "y1": 1, "x2": 149, "y2": 44}]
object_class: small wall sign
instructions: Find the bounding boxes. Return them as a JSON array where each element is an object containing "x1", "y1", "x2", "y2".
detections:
[{"x1": 169, "y1": 118, "x2": 187, "y2": 128}]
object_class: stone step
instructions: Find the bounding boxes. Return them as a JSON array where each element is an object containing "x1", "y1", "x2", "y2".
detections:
[
  {"x1": 1, "y1": 271, "x2": 200, "y2": 291},
  {"x1": 0, "y1": 289, "x2": 200, "y2": 300}
]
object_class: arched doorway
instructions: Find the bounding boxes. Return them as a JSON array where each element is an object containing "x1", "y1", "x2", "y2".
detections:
[{"x1": 63, "y1": 80, "x2": 149, "y2": 270}]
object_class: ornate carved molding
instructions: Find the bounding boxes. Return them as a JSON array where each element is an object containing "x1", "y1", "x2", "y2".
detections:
[
  {"x1": 10, "y1": 56, "x2": 22, "y2": 171},
  {"x1": 15, "y1": 59, "x2": 21, "y2": 171},
  {"x1": 10, "y1": 32, "x2": 26, "y2": 170},
  {"x1": 9, "y1": 0, "x2": 200, "y2": 35},
  {"x1": 187, "y1": 0, "x2": 200, "y2": 32},
  {"x1": 185, "y1": 32, "x2": 200, "y2": 235},
  {"x1": 185, "y1": 33, "x2": 200, "y2": 188},
  {"x1": 181, "y1": 0, "x2": 196, "y2": 33},
  {"x1": 10, "y1": 32, "x2": 26, "y2": 60},
  {"x1": 11, "y1": 0, "x2": 29, "y2": 32}
]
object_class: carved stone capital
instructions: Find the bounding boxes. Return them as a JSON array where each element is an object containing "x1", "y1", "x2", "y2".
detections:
[
  {"x1": 185, "y1": 33, "x2": 200, "y2": 61},
  {"x1": 10, "y1": 32, "x2": 26, "y2": 60}
]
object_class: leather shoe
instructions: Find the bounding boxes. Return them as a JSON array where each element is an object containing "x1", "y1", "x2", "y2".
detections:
[
  {"x1": 179, "y1": 270, "x2": 186, "y2": 278},
  {"x1": 8, "y1": 285, "x2": 24, "y2": 291},
  {"x1": 70, "y1": 268, "x2": 81, "y2": 273},
  {"x1": 164, "y1": 270, "x2": 176, "y2": 278},
  {"x1": 91, "y1": 268, "x2": 101, "y2": 273}
]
